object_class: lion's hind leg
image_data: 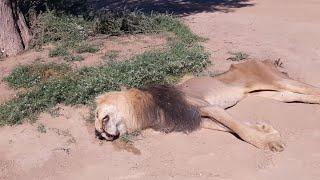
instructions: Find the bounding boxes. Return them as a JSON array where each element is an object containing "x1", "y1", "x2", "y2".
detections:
[
  {"x1": 278, "y1": 78, "x2": 320, "y2": 96},
  {"x1": 251, "y1": 90, "x2": 320, "y2": 104},
  {"x1": 200, "y1": 106, "x2": 284, "y2": 152}
]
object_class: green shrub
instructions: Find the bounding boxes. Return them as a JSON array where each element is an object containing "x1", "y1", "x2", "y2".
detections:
[
  {"x1": 151, "y1": 14, "x2": 204, "y2": 44},
  {"x1": 37, "y1": 123, "x2": 47, "y2": 133},
  {"x1": 31, "y1": 11, "x2": 93, "y2": 49},
  {"x1": 64, "y1": 55, "x2": 84, "y2": 62},
  {"x1": 75, "y1": 43, "x2": 99, "y2": 53},
  {"x1": 4, "y1": 63, "x2": 71, "y2": 88},
  {"x1": 18, "y1": 0, "x2": 89, "y2": 20},
  {"x1": 49, "y1": 45, "x2": 70, "y2": 57},
  {"x1": 31, "y1": 10, "x2": 202, "y2": 48},
  {"x1": 102, "y1": 50, "x2": 119, "y2": 65},
  {"x1": 31, "y1": 10, "x2": 160, "y2": 49},
  {"x1": 227, "y1": 51, "x2": 249, "y2": 61},
  {"x1": 93, "y1": 10, "x2": 157, "y2": 35}
]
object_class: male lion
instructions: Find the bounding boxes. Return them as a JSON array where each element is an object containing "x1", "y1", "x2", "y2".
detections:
[{"x1": 95, "y1": 60, "x2": 320, "y2": 152}]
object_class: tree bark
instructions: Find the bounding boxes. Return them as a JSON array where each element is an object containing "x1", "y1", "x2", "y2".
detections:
[
  {"x1": 16, "y1": 2, "x2": 32, "y2": 49},
  {"x1": 0, "y1": 0, "x2": 31, "y2": 57}
]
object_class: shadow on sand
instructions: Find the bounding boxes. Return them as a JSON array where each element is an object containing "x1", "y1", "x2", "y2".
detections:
[{"x1": 89, "y1": 0, "x2": 254, "y2": 16}]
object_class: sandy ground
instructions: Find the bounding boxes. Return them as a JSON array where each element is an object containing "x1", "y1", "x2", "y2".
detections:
[{"x1": 1, "y1": 0, "x2": 320, "y2": 179}]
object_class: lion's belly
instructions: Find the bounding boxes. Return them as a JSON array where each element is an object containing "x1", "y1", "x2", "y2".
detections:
[
  {"x1": 178, "y1": 77, "x2": 246, "y2": 109},
  {"x1": 203, "y1": 87, "x2": 245, "y2": 109}
]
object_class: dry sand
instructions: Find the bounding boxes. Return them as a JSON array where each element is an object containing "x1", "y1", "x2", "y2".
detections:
[{"x1": 1, "y1": 0, "x2": 320, "y2": 179}]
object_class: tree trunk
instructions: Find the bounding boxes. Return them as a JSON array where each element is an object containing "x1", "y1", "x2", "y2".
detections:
[{"x1": 0, "y1": 0, "x2": 32, "y2": 57}]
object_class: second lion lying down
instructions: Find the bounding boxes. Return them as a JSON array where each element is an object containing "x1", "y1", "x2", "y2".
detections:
[{"x1": 95, "y1": 60, "x2": 320, "y2": 152}]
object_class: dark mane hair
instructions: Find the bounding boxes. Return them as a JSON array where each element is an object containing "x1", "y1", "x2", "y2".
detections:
[{"x1": 140, "y1": 85, "x2": 201, "y2": 133}]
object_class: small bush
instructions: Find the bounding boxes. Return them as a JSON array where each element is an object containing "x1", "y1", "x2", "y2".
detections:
[
  {"x1": 75, "y1": 43, "x2": 99, "y2": 53},
  {"x1": 31, "y1": 11, "x2": 186, "y2": 59},
  {"x1": 94, "y1": 10, "x2": 157, "y2": 35},
  {"x1": 31, "y1": 10, "x2": 202, "y2": 48},
  {"x1": 37, "y1": 123, "x2": 47, "y2": 133},
  {"x1": 64, "y1": 55, "x2": 84, "y2": 62},
  {"x1": 4, "y1": 63, "x2": 71, "y2": 88},
  {"x1": 18, "y1": 0, "x2": 89, "y2": 21},
  {"x1": 31, "y1": 10, "x2": 161, "y2": 49},
  {"x1": 49, "y1": 45, "x2": 70, "y2": 57},
  {"x1": 119, "y1": 131, "x2": 141, "y2": 144},
  {"x1": 31, "y1": 11, "x2": 93, "y2": 49},
  {"x1": 152, "y1": 14, "x2": 204, "y2": 44},
  {"x1": 227, "y1": 51, "x2": 249, "y2": 61},
  {"x1": 102, "y1": 50, "x2": 119, "y2": 65}
]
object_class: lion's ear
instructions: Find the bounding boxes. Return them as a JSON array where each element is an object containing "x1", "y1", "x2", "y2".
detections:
[{"x1": 95, "y1": 94, "x2": 106, "y2": 105}]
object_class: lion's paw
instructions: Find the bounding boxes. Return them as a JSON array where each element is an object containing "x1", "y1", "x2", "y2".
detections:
[
  {"x1": 258, "y1": 134, "x2": 285, "y2": 152},
  {"x1": 268, "y1": 141, "x2": 285, "y2": 152},
  {"x1": 252, "y1": 123, "x2": 278, "y2": 134},
  {"x1": 247, "y1": 124, "x2": 285, "y2": 152}
]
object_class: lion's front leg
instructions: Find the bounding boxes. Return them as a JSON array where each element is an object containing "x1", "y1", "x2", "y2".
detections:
[{"x1": 200, "y1": 106, "x2": 285, "y2": 152}]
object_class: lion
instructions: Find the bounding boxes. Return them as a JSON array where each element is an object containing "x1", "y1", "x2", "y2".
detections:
[{"x1": 95, "y1": 59, "x2": 320, "y2": 152}]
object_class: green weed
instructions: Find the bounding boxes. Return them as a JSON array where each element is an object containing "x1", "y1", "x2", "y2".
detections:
[
  {"x1": 102, "y1": 50, "x2": 120, "y2": 65},
  {"x1": 37, "y1": 123, "x2": 46, "y2": 133},
  {"x1": 75, "y1": 43, "x2": 99, "y2": 53},
  {"x1": 47, "y1": 107, "x2": 61, "y2": 118},
  {"x1": 49, "y1": 45, "x2": 70, "y2": 57},
  {"x1": 227, "y1": 51, "x2": 249, "y2": 61},
  {"x1": 4, "y1": 63, "x2": 71, "y2": 88},
  {"x1": 31, "y1": 11, "x2": 92, "y2": 49},
  {"x1": 64, "y1": 55, "x2": 84, "y2": 62},
  {"x1": 119, "y1": 131, "x2": 141, "y2": 144}
]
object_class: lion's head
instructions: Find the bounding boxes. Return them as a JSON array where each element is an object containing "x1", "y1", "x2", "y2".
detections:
[
  {"x1": 94, "y1": 93, "x2": 128, "y2": 141},
  {"x1": 94, "y1": 87, "x2": 202, "y2": 141}
]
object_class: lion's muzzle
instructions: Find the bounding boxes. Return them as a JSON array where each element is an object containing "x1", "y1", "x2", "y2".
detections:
[{"x1": 95, "y1": 129, "x2": 119, "y2": 141}]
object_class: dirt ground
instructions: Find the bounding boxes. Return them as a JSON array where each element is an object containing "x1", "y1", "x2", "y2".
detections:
[{"x1": 1, "y1": 0, "x2": 320, "y2": 179}]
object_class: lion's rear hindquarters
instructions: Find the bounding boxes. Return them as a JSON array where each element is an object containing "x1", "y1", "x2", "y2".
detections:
[{"x1": 216, "y1": 60, "x2": 288, "y2": 92}]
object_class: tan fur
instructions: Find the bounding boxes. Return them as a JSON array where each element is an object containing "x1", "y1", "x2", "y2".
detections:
[
  {"x1": 95, "y1": 59, "x2": 320, "y2": 152},
  {"x1": 96, "y1": 89, "x2": 160, "y2": 133},
  {"x1": 125, "y1": 89, "x2": 157, "y2": 131}
]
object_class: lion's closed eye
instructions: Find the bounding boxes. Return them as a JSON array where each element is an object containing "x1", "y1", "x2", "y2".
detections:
[
  {"x1": 102, "y1": 115, "x2": 110, "y2": 127},
  {"x1": 103, "y1": 115, "x2": 110, "y2": 121}
]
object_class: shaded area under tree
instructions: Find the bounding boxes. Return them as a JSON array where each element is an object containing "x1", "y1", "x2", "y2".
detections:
[
  {"x1": 1, "y1": 0, "x2": 253, "y2": 57},
  {"x1": 89, "y1": 0, "x2": 254, "y2": 16}
]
